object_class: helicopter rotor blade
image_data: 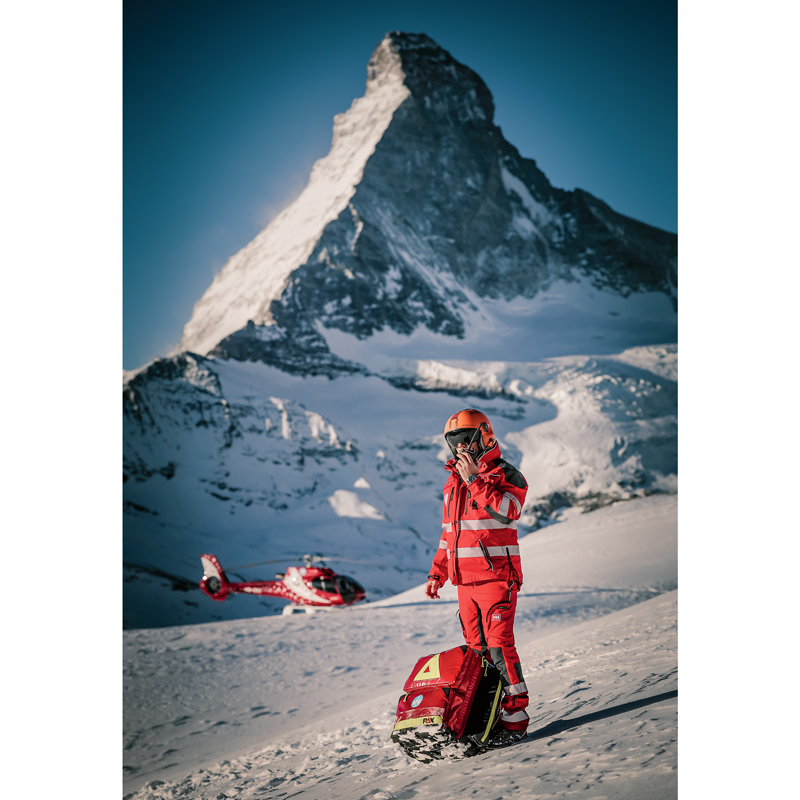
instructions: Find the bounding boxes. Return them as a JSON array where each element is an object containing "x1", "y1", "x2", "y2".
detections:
[
  {"x1": 222, "y1": 554, "x2": 410, "y2": 571},
  {"x1": 223, "y1": 558, "x2": 300, "y2": 570},
  {"x1": 303, "y1": 556, "x2": 410, "y2": 569}
]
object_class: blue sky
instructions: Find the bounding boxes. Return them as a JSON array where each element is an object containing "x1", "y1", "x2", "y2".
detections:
[{"x1": 124, "y1": 0, "x2": 676, "y2": 370}]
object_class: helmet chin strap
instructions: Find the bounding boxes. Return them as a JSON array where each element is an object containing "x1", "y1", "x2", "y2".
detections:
[{"x1": 471, "y1": 425, "x2": 497, "y2": 464}]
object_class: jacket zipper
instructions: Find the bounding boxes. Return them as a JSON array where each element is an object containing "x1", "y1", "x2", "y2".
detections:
[{"x1": 453, "y1": 481, "x2": 464, "y2": 584}]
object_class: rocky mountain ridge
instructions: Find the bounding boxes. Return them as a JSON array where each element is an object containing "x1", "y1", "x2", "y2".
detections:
[{"x1": 172, "y1": 32, "x2": 676, "y2": 372}]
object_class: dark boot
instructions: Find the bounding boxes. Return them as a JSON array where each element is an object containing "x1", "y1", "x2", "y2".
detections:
[{"x1": 485, "y1": 726, "x2": 527, "y2": 749}]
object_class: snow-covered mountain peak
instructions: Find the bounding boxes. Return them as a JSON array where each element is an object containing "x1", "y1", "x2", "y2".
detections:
[
  {"x1": 365, "y1": 32, "x2": 409, "y2": 85},
  {"x1": 367, "y1": 32, "x2": 455, "y2": 87},
  {"x1": 172, "y1": 38, "x2": 412, "y2": 359},
  {"x1": 368, "y1": 32, "x2": 494, "y2": 124},
  {"x1": 171, "y1": 31, "x2": 675, "y2": 368}
]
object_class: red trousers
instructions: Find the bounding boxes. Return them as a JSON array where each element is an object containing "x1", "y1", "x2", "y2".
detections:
[{"x1": 457, "y1": 582, "x2": 529, "y2": 731}]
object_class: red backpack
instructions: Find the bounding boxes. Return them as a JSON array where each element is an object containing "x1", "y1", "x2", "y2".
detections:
[{"x1": 391, "y1": 645, "x2": 503, "y2": 762}]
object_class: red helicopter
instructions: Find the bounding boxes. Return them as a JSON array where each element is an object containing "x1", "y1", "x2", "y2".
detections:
[{"x1": 199, "y1": 553, "x2": 367, "y2": 615}]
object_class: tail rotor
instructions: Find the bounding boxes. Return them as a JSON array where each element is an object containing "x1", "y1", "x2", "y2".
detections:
[{"x1": 200, "y1": 554, "x2": 231, "y2": 600}]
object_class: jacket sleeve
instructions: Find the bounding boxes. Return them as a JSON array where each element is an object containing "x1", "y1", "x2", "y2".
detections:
[
  {"x1": 469, "y1": 460, "x2": 527, "y2": 523},
  {"x1": 429, "y1": 480, "x2": 452, "y2": 584},
  {"x1": 428, "y1": 545, "x2": 448, "y2": 585}
]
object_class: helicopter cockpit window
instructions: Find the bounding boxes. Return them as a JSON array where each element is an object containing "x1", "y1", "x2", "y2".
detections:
[
  {"x1": 310, "y1": 576, "x2": 336, "y2": 593},
  {"x1": 336, "y1": 575, "x2": 363, "y2": 604}
]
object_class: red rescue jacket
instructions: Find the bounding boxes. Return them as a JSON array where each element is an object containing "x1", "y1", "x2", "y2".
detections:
[{"x1": 429, "y1": 442, "x2": 528, "y2": 588}]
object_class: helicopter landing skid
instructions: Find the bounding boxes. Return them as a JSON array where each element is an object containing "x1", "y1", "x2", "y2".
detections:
[{"x1": 281, "y1": 604, "x2": 333, "y2": 616}]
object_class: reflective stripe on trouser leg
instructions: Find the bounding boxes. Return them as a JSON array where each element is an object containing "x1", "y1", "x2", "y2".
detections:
[{"x1": 489, "y1": 647, "x2": 529, "y2": 730}]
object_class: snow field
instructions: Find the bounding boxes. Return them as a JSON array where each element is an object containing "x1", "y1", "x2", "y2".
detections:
[{"x1": 124, "y1": 494, "x2": 677, "y2": 799}]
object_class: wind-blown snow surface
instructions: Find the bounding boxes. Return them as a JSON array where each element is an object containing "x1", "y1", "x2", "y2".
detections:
[{"x1": 123, "y1": 493, "x2": 677, "y2": 799}]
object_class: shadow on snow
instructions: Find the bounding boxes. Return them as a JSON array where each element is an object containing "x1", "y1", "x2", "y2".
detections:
[{"x1": 525, "y1": 689, "x2": 678, "y2": 743}]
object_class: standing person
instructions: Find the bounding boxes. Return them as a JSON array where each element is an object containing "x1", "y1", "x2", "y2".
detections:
[{"x1": 425, "y1": 408, "x2": 529, "y2": 746}]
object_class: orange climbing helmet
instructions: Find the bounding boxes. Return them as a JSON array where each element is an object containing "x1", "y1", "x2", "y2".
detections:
[{"x1": 443, "y1": 409, "x2": 496, "y2": 459}]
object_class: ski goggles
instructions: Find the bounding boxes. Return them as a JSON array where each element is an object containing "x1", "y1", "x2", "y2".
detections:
[{"x1": 445, "y1": 428, "x2": 480, "y2": 450}]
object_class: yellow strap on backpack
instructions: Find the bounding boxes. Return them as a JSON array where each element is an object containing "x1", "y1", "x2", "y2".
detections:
[{"x1": 475, "y1": 682, "x2": 503, "y2": 744}]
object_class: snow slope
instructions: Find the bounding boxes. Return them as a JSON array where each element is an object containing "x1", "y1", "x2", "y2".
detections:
[{"x1": 123, "y1": 493, "x2": 677, "y2": 799}]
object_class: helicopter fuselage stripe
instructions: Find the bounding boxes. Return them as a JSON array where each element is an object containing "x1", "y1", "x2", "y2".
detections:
[{"x1": 283, "y1": 569, "x2": 326, "y2": 604}]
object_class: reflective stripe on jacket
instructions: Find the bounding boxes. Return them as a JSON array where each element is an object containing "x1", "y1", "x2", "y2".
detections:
[{"x1": 429, "y1": 442, "x2": 528, "y2": 587}]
